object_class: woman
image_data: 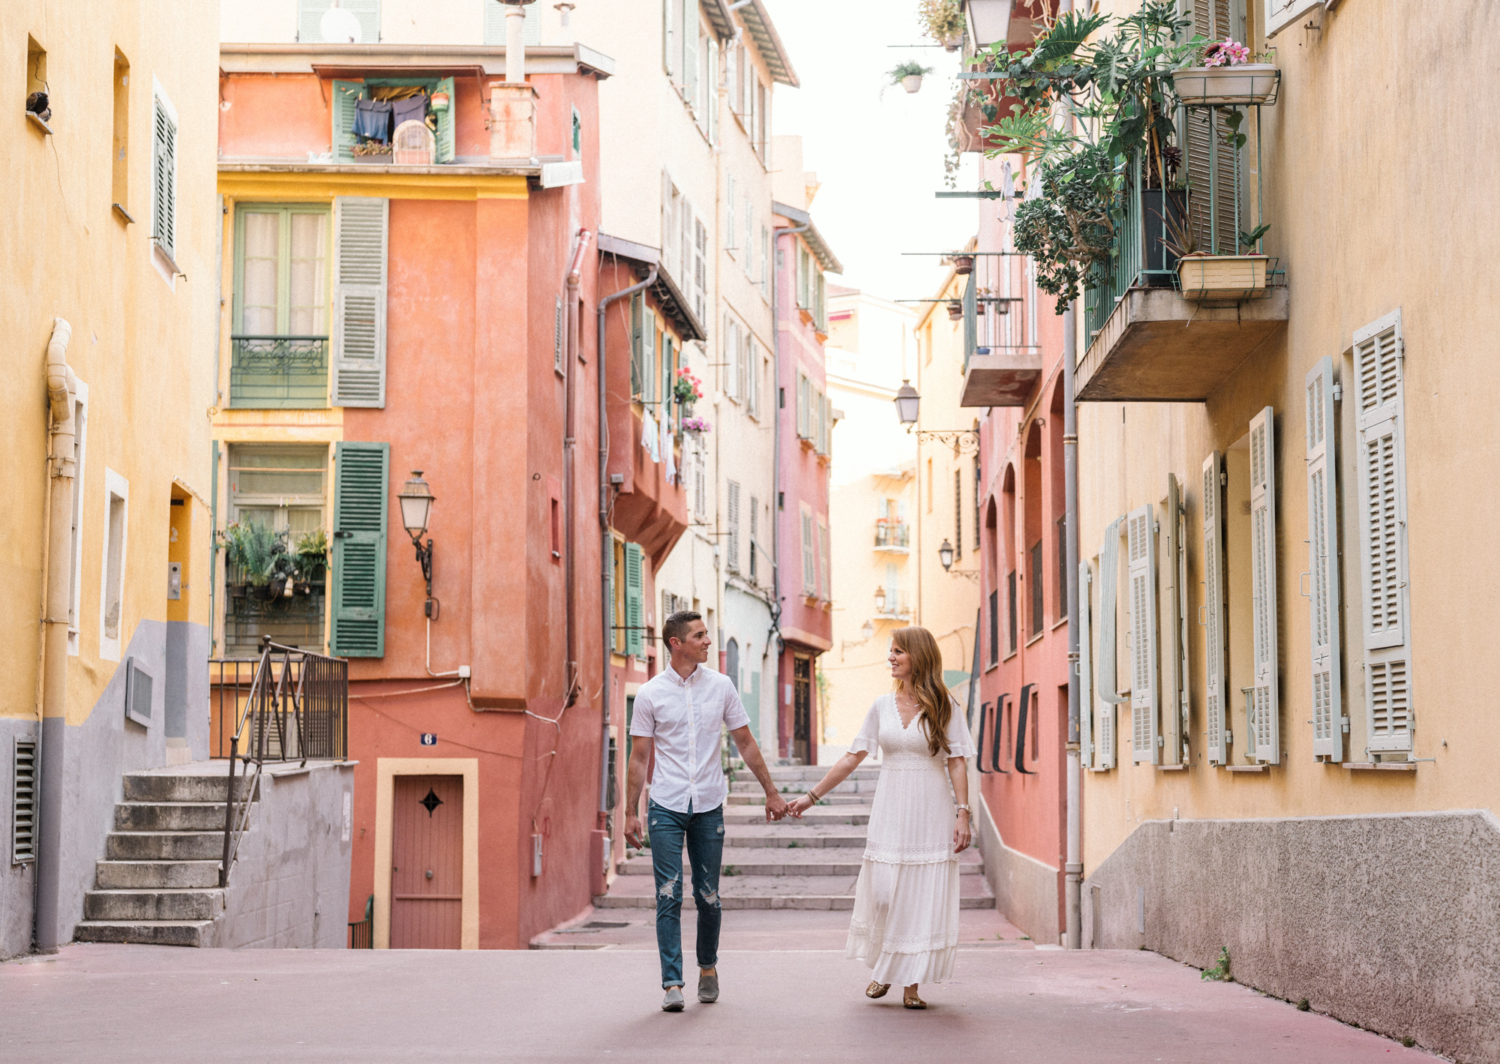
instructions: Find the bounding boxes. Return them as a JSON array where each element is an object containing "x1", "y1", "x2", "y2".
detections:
[{"x1": 789, "y1": 626, "x2": 974, "y2": 1009}]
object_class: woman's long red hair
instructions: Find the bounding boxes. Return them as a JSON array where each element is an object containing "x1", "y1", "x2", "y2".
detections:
[{"x1": 892, "y1": 626, "x2": 954, "y2": 758}]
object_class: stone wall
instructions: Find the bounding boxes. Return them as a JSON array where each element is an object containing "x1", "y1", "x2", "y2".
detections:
[{"x1": 1083, "y1": 811, "x2": 1500, "y2": 1064}]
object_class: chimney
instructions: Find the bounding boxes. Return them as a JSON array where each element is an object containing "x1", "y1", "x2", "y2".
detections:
[{"x1": 489, "y1": 0, "x2": 538, "y2": 160}]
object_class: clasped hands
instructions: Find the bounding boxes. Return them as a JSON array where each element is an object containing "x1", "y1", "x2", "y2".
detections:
[{"x1": 762, "y1": 792, "x2": 817, "y2": 822}]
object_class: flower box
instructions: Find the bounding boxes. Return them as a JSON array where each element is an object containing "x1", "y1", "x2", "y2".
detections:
[
  {"x1": 1177, "y1": 254, "x2": 1269, "y2": 301},
  {"x1": 1172, "y1": 64, "x2": 1280, "y2": 106}
]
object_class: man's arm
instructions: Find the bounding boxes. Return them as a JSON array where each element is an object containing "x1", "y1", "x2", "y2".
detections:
[
  {"x1": 729, "y1": 726, "x2": 791, "y2": 822},
  {"x1": 624, "y1": 736, "x2": 653, "y2": 847}
]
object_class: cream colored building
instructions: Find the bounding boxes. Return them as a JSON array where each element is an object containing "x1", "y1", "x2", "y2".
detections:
[
  {"x1": 1068, "y1": 2, "x2": 1500, "y2": 1059},
  {"x1": 824, "y1": 278, "x2": 979, "y2": 763},
  {"x1": 1, "y1": 0, "x2": 218, "y2": 956}
]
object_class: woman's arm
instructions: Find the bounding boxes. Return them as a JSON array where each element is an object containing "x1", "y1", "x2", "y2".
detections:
[
  {"x1": 948, "y1": 756, "x2": 972, "y2": 853},
  {"x1": 787, "y1": 750, "x2": 868, "y2": 816}
]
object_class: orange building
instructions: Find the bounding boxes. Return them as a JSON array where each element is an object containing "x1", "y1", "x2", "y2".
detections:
[{"x1": 212, "y1": 34, "x2": 612, "y2": 949}]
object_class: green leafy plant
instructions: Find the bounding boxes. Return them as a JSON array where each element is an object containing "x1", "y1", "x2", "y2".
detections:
[
  {"x1": 1238, "y1": 222, "x2": 1271, "y2": 252},
  {"x1": 1202, "y1": 945, "x2": 1233, "y2": 981},
  {"x1": 293, "y1": 529, "x2": 329, "y2": 578},
  {"x1": 918, "y1": 0, "x2": 965, "y2": 43},
  {"x1": 889, "y1": 60, "x2": 934, "y2": 84},
  {"x1": 722, "y1": 864, "x2": 741, "y2": 877},
  {"x1": 218, "y1": 522, "x2": 279, "y2": 587}
]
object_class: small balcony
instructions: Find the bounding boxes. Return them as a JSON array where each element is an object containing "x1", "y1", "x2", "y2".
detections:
[
  {"x1": 876, "y1": 591, "x2": 912, "y2": 620},
  {"x1": 229, "y1": 336, "x2": 330, "y2": 409},
  {"x1": 959, "y1": 252, "x2": 1043, "y2": 407},
  {"x1": 874, "y1": 520, "x2": 911, "y2": 553},
  {"x1": 1076, "y1": 120, "x2": 1288, "y2": 403}
]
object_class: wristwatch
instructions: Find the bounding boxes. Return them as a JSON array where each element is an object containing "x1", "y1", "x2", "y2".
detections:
[{"x1": 954, "y1": 804, "x2": 971, "y2": 815}]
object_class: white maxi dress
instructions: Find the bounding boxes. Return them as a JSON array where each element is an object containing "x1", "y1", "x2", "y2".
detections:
[{"x1": 845, "y1": 695, "x2": 976, "y2": 986}]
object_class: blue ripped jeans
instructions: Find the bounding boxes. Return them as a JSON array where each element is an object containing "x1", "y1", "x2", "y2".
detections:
[{"x1": 648, "y1": 799, "x2": 724, "y2": 988}]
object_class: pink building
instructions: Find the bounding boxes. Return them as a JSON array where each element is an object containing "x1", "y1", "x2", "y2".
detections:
[{"x1": 772, "y1": 199, "x2": 840, "y2": 763}]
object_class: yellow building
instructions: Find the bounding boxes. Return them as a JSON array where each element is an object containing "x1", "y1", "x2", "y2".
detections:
[
  {"x1": 1, "y1": 0, "x2": 218, "y2": 955},
  {"x1": 824, "y1": 273, "x2": 981, "y2": 763},
  {"x1": 1071, "y1": 2, "x2": 1500, "y2": 1059}
]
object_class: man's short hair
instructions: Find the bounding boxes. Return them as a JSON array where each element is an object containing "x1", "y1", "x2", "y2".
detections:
[{"x1": 662, "y1": 610, "x2": 703, "y2": 650}]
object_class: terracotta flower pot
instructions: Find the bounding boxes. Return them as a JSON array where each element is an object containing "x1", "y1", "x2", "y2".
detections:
[
  {"x1": 946, "y1": 300, "x2": 964, "y2": 321},
  {"x1": 953, "y1": 254, "x2": 975, "y2": 275}
]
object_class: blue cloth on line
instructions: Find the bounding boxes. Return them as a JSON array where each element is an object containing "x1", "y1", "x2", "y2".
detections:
[{"x1": 352, "y1": 97, "x2": 392, "y2": 141}]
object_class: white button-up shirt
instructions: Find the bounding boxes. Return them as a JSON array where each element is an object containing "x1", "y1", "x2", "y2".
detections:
[{"x1": 630, "y1": 664, "x2": 750, "y2": 814}]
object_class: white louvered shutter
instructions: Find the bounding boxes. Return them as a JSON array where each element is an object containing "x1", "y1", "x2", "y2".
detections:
[
  {"x1": 1202, "y1": 452, "x2": 1228, "y2": 764},
  {"x1": 1306, "y1": 357, "x2": 1343, "y2": 760},
  {"x1": 801, "y1": 511, "x2": 815, "y2": 592},
  {"x1": 694, "y1": 217, "x2": 708, "y2": 326},
  {"x1": 683, "y1": 0, "x2": 699, "y2": 108},
  {"x1": 331, "y1": 197, "x2": 388, "y2": 407},
  {"x1": 1266, "y1": 0, "x2": 1325, "y2": 40},
  {"x1": 151, "y1": 98, "x2": 177, "y2": 262},
  {"x1": 727, "y1": 479, "x2": 741, "y2": 572},
  {"x1": 1127, "y1": 506, "x2": 1158, "y2": 764},
  {"x1": 1249, "y1": 407, "x2": 1280, "y2": 764},
  {"x1": 1180, "y1": 0, "x2": 1238, "y2": 254},
  {"x1": 1164, "y1": 475, "x2": 1187, "y2": 765},
  {"x1": 1078, "y1": 561, "x2": 1094, "y2": 768},
  {"x1": 1095, "y1": 518, "x2": 1126, "y2": 770},
  {"x1": 1353, "y1": 311, "x2": 1413, "y2": 754}
]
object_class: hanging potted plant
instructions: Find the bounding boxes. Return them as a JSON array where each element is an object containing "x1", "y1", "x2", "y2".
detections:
[
  {"x1": 919, "y1": 0, "x2": 966, "y2": 52},
  {"x1": 952, "y1": 253, "x2": 975, "y2": 275},
  {"x1": 681, "y1": 416, "x2": 712, "y2": 437},
  {"x1": 430, "y1": 90, "x2": 451, "y2": 113},
  {"x1": 888, "y1": 60, "x2": 933, "y2": 95},
  {"x1": 673, "y1": 367, "x2": 703, "y2": 418},
  {"x1": 1173, "y1": 39, "x2": 1280, "y2": 106},
  {"x1": 946, "y1": 299, "x2": 964, "y2": 321}
]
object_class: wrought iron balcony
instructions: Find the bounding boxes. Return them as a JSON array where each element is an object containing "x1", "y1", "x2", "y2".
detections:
[
  {"x1": 876, "y1": 591, "x2": 912, "y2": 619},
  {"x1": 874, "y1": 520, "x2": 911, "y2": 552},
  {"x1": 229, "y1": 335, "x2": 330, "y2": 409},
  {"x1": 959, "y1": 251, "x2": 1043, "y2": 408}
]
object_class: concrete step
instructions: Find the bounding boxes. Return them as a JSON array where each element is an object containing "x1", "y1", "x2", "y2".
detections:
[
  {"x1": 106, "y1": 831, "x2": 225, "y2": 861},
  {"x1": 94, "y1": 859, "x2": 222, "y2": 890},
  {"x1": 122, "y1": 769, "x2": 253, "y2": 804},
  {"x1": 74, "y1": 919, "x2": 214, "y2": 947},
  {"x1": 84, "y1": 888, "x2": 224, "y2": 922},
  {"x1": 758, "y1": 766, "x2": 881, "y2": 783},
  {"x1": 722, "y1": 806, "x2": 870, "y2": 826},
  {"x1": 596, "y1": 873, "x2": 995, "y2": 911},
  {"x1": 719, "y1": 826, "x2": 869, "y2": 849},
  {"x1": 114, "y1": 802, "x2": 244, "y2": 832},
  {"x1": 726, "y1": 793, "x2": 868, "y2": 807},
  {"x1": 732, "y1": 778, "x2": 879, "y2": 796},
  {"x1": 620, "y1": 847, "x2": 984, "y2": 878}
]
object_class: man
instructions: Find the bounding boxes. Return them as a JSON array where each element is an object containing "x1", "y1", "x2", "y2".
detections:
[{"x1": 625, "y1": 611, "x2": 792, "y2": 1012}]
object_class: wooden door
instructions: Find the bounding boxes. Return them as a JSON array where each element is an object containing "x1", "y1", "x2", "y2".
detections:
[
  {"x1": 390, "y1": 775, "x2": 463, "y2": 949},
  {"x1": 793, "y1": 656, "x2": 812, "y2": 765}
]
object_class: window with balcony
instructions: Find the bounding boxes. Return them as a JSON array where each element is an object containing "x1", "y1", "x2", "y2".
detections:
[
  {"x1": 331, "y1": 78, "x2": 455, "y2": 165},
  {"x1": 232, "y1": 204, "x2": 330, "y2": 408},
  {"x1": 874, "y1": 498, "x2": 908, "y2": 552}
]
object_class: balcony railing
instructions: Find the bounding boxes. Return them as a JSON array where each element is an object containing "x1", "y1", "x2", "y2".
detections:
[
  {"x1": 229, "y1": 335, "x2": 330, "y2": 409},
  {"x1": 874, "y1": 520, "x2": 910, "y2": 551},
  {"x1": 877, "y1": 591, "x2": 912, "y2": 619},
  {"x1": 961, "y1": 250, "x2": 1044, "y2": 407}
]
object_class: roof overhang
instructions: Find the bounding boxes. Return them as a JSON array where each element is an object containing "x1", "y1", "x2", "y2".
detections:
[
  {"x1": 598, "y1": 233, "x2": 706, "y2": 344},
  {"x1": 738, "y1": 1, "x2": 798, "y2": 88},
  {"x1": 220, "y1": 42, "x2": 615, "y2": 79},
  {"x1": 772, "y1": 201, "x2": 842, "y2": 274}
]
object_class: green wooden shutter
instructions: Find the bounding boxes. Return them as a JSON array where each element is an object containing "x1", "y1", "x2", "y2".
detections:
[
  {"x1": 624, "y1": 543, "x2": 645, "y2": 658},
  {"x1": 630, "y1": 292, "x2": 645, "y2": 398},
  {"x1": 332, "y1": 81, "x2": 363, "y2": 163},
  {"x1": 152, "y1": 98, "x2": 177, "y2": 262},
  {"x1": 332, "y1": 196, "x2": 388, "y2": 407},
  {"x1": 434, "y1": 76, "x2": 456, "y2": 163},
  {"x1": 331, "y1": 442, "x2": 389, "y2": 657}
]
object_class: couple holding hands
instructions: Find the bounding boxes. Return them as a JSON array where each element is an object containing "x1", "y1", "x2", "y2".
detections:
[{"x1": 624, "y1": 613, "x2": 975, "y2": 1013}]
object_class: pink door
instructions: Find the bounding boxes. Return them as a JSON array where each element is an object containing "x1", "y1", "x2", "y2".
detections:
[{"x1": 390, "y1": 775, "x2": 463, "y2": 949}]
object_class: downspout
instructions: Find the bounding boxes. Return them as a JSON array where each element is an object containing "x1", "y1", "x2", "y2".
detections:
[
  {"x1": 769, "y1": 222, "x2": 809, "y2": 754},
  {"x1": 38, "y1": 317, "x2": 76, "y2": 953},
  {"x1": 563, "y1": 228, "x2": 593, "y2": 707},
  {"x1": 596, "y1": 264, "x2": 658, "y2": 824}
]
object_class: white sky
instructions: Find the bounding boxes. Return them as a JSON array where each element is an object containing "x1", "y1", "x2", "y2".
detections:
[{"x1": 762, "y1": 0, "x2": 984, "y2": 304}]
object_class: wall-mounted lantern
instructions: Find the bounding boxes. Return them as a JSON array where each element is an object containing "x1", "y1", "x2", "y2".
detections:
[{"x1": 398, "y1": 470, "x2": 437, "y2": 618}]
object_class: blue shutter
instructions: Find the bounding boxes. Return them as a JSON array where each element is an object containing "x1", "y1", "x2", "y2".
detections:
[{"x1": 331, "y1": 442, "x2": 388, "y2": 657}]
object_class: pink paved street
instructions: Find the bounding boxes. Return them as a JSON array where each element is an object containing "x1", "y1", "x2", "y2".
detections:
[{"x1": 1, "y1": 938, "x2": 1434, "y2": 1063}]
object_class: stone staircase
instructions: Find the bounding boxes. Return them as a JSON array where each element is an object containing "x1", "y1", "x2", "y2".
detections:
[
  {"x1": 75, "y1": 764, "x2": 255, "y2": 947},
  {"x1": 597, "y1": 764, "x2": 994, "y2": 911}
]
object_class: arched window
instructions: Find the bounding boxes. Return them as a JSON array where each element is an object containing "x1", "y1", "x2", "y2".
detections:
[
  {"x1": 725, "y1": 637, "x2": 740, "y2": 692},
  {"x1": 1024, "y1": 422, "x2": 1043, "y2": 638},
  {"x1": 1002, "y1": 464, "x2": 1018, "y2": 656}
]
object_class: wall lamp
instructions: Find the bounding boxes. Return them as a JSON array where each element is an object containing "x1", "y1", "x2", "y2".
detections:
[
  {"x1": 892, "y1": 381, "x2": 980, "y2": 452},
  {"x1": 938, "y1": 537, "x2": 982, "y2": 583},
  {"x1": 398, "y1": 470, "x2": 438, "y2": 618}
]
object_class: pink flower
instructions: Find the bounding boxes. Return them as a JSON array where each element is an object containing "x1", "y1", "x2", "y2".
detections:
[{"x1": 1204, "y1": 38, "x2": 1251, "y2": 67}]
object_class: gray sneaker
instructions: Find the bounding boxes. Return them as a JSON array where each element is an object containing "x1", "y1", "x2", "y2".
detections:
[
  {"x1": 662, "y1": 986, "x2": 685, "y2": 1012},
  {"x1": 698, "y1": 972, "x2": 719, "y2": 1003}
]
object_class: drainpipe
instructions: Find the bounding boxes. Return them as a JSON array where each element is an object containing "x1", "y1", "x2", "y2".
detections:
[
  {"x1": 596, "y1": 265, "x2": 658, "y2": 826},
  {"x1": 769, "y1": 223, "x2": 809, "y2": 757},
  {"x1": 37, "y1": 317, "x2": 76, "y2": 954},
  {"x1": 563, "y1": 229, "x2": 593, "y2": 707}
]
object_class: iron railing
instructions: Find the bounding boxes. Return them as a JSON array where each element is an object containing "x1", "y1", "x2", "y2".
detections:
[
  {"x1": 877, "y1": 591, "x2": 912, "y2": 619},
  {"x1": 874, "y1": 520, "x2": 911, "y2": 550},
  {"x1": 214, "y1": 637, "x2": 348, "y2": 888},
  {"x1": 348, "y1": 894, "x2": 374, "y2": 949},
  {"x1": 229, "y1": 335, "x2": 329, "y2": 409}
]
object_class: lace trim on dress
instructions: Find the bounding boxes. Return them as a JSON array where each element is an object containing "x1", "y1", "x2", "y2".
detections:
[
  {"x1": 862, "y1": 848, "x2": 956, "y2": 865},
  {"x1": 847, "y1": 925, "x2": 960, "y2": 954}
]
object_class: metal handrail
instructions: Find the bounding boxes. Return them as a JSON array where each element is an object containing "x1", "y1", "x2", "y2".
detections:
[{"x1": 218, "y1": 636, "x2": 348, "y2": 888}]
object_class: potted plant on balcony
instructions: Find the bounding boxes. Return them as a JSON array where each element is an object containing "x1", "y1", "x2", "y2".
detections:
[
  {"x1": 887, "y1": 61, "x2": 933, "y2": 95},
  {"x1": 219, "y1": 522, "x2": 277, "y2": 599},
  {"x1": 293, "y1": 529, "x2": 330, "y2": 592},
  {"x1": 1174, "y1": 222, "x2": 1272, "y2": 300},
  {"x1": 946, "y1": 299, "x2": 964, "y2": 321},
  {"x1": 681, "y1": 416, "x2": 712, "y2": 437},
  {"x1": 1173, "y1": 39, "x2": 1280, "y2": 107},
  {"x1": 673, "y1": 367, "x2": 703, "y2": 417},
  {"x1": 919, "y1": 0, "x2": 965, "y2": 51}
]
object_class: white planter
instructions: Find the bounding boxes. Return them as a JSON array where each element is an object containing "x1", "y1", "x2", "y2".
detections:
[
  {"x1": 1177, "y1": 255, "x2": 1269, "y2": 301},
  {"x1": 901, "y1": 74, "x2": 924, "y2": 94},
  {"x1": 1173, "y1": 64, "x2": 1280, "y2": 106}
]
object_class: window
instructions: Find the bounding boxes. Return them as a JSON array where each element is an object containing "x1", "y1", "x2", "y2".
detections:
[
  {"x1": 331, "y1": 78, "x2": 455, "y2": 165},
  {"x1": 739, "y1": 331, "x2": 753, "y2": 407},
  {"x1": 726, "y1": 39, "x2": 739, "y2": 113},
  {"x1": 100, "y1": 468, "x2": 129, "y2": 662},
  {"x1": 796, "y1": 374, "x2": 810, "y2": 439},
  {"x1": 571, "y1": 107, "x2": 582, "y2": 159},
  {"x1": 151, "y1": 81, "x2": 178, "y2": 266},
  {"x1": 819, "y1": 520, "x2": 831, "y2": 599},
  {"x1": 1056, "y1": 515, "x2": 1068, "y2": 620},
  {"x1": 988, "y1": 589, "x2": 1000, "y2": 667},
  {"x1": 301, "y1": 0, "x2": 382, "y2": 43},
  {"x1": 111, "y1": 51, "x2": 130, "y2": 216},
  {"x1": 755, "y1": 79, "x2": 768, "y2": 159},
  {"x1": 612, "y1": 538, "x2": 627, "y2": 654},
  {"x1": 234, "y1": 204, "x2": 334, "y2": 408},
  {"x1": 1007, "y1": 570, "x2": 1018, "y2": 655},
  {"x1": 66, "y1": 382, "x2": 89, "y2": 656},
  {"x1": 1029, "y1": 541, "x2": 1043, "y2": 636},
  {"x1": 691, "y1": 440, "x2": 708, "y2": 522},
  {"x1": 815, "y1": 271, "x2": 827, "y2": 330},
  {"x1": 750, "y1": 496, "x2": 760, "y2": 582},
  {"x1": 726, "y1": 480, "x2": 741, "y2": 572},
  {"x1": 954, "y1": 470, "x2": 963, "y2": 562},
  {"x1": 693, "y1": 218, "x2": 708, "y2": 325},
  {"x1": 973, "y1": 458, "x2": 982, "y2": 553},
  {"x1": 746, "y1": 334, "x2": 760, "y2": 417},
  {"x1": 723, "y1": 315, "x2": 739, "y2": 401},
  {"x1": 801, "y1": 508, "x2": 815, "y2": 592},
  {"x1": 702, "y1": 37, "x2": 719, "y2": 142}
]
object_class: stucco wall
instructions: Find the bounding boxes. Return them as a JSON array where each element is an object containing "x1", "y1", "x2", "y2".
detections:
[
  {"x1": 974, "y1": 791, "x2": 1061, "y2": 946},
  {"x1": 1084, "y1": 810, "x2": 1500, "y2": 1064}
]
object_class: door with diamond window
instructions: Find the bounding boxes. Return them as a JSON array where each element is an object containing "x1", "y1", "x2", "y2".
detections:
[{"x1": 390, "y1": 775, "x2": 463, "y2": 949}]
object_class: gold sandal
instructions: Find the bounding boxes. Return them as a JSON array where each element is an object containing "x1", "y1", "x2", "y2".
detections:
[
  {"x1": 903, "y1": 990, "x2": 927, "y2": 1010},
  {"x1": 865, "y1": 981, "x2": 891, "y2": 999}
]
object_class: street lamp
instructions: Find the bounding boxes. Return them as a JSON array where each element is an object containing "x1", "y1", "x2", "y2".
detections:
[
  {"x1": 938, "y1": 538, "x2": 955, "y2": 571},
  {"x1": 861, "y1": 620, "x2": 875, "y2": 640},
  {"x1": 893, "y1": 380, "x2": 920, "y2": 428},
  {"x1": 398, "y1": 471, "x2": 437, "y2": 617},
  {"x1": 874, "y1": 585, "x2": 887, "y2": 614}
]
